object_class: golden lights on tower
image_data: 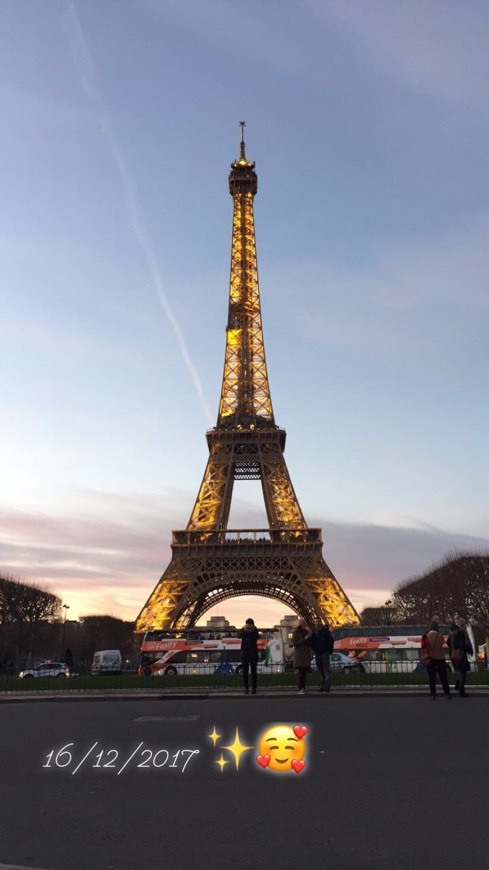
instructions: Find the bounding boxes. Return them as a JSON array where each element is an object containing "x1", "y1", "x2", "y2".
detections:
[{"x1": 134, "y1": 124, "x2": 360, "y2": 633}]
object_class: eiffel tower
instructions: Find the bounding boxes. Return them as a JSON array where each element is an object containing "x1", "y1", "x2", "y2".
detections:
[{"x1": 136, "y1": 124, "x2": 359, "y2": 632}]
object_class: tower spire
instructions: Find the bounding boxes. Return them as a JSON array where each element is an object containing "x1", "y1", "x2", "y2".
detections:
[
  {"x1": 239, "y1": 120, "x2": 246, "y2": 160},
  {"x1": 219, "y1": 122, "x2": 270, "y2": 426}
]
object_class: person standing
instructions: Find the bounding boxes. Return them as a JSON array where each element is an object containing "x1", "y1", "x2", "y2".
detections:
[
  {"x1": 292, "y1": 619, "x2": 312, "y2": 694},
  {"x1": 450, "y1": 617, "x2": 473, "y2": 697},
  {"x1": 446, "y1": 622, "x2": 458, "y2": 668},
  {"x1": 426, "y1": 621, "x2": 451, "y2": 700},
  {"x1": 239, "y1": 618, "x2": 260, "y2": 695},
  {"x1": 446, "y1": 623, "x2": 458, "y2": 652},
  {"x1": 310, "y1": 620, "x2": 334, "y2": 692}
]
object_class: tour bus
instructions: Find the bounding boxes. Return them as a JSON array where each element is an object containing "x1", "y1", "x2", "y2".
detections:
[
  {"x1": 332, "y1": 624, "x2": 478, "y2": 673},
  {"x1": 139, "y1": 630, "x2": 284, "y2": 677}
]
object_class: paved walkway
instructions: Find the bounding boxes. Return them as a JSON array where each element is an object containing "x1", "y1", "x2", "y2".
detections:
[{"x1": 1, "y1": 696, "x2": 488, "y2": 869}]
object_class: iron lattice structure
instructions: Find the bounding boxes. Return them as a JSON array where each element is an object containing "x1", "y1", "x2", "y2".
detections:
[{"x1": 136, "y1": 125, "x2": 360, "y2": 631}]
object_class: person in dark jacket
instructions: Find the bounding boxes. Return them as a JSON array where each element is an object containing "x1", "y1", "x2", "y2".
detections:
[
  {"x1": 446, "y1": 623, "x2": 458, "y2": 651},
  {"x1": 292, "y1": 619, "x2": 312, "y2": 694},
  {"x1": 310, "y1": 621, "x2": 334, "y2": 693},
  {"x1": 238, "y1": 618, "x2": 260, "y2": 694},
  {"x1": 450, "y1": 617, "x2": 473, "y2": 697}
]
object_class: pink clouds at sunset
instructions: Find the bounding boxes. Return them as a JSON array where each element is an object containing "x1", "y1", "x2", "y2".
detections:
[{"x1": 1, "y1": 488, "x2": 488, "y2": 623}]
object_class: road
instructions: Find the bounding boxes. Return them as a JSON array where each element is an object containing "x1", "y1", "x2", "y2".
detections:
[{"x1": 0, "y1": 695, "x2": 487, "y2": 870}]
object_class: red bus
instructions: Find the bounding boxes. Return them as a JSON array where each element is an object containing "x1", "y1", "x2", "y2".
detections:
[{"x1": 139, "y1": 630, "x2": 283, "y2": 676}]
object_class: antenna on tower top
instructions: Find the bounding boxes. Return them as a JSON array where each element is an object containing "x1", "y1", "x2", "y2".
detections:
[{"x1": 239, "y1": 120, "x2": 246, "y2": 159}]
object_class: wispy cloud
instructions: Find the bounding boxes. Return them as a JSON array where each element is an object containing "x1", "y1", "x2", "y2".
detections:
[
  {"x1": 2, "y1": 493, "x2": 487, "y2": 621},
  {"x1": 266, "y1": 210, "x2": 489, "y2": 386},
  {"x1": 1, "y1": 315, "x2": 130, "y2": 364},
  {"x1": 63, "y1": 0, "x2": 213, "y2": 425},
  {"x1": 147, "y1": 0, "x2": 489, "y2": 113},
  {"x1": 317, "y1": 517, "x2": 489, "y2": 591},
  {"x1": 0, "y1": 83, "x2": 94, "y2": 129},
  {"x1": 0, "y1": 493, "x2": 177, "y2": 620},
  {"x1": 313, "y1": 0, "x2": 489, "y2": 108},
  {"x1": 147, "y1": 0, "x2": 312, "y2": 80}
]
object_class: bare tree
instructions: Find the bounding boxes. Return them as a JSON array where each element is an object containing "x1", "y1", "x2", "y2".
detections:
[
  {"x1": 77, "y1": 616, "x2": 136, "y2": 666},
  {"x1": 359, "y1": 605, "x2": 402, "y2": 625},
  {"x1": 0, "y1": 574, "x2": 62, "y2": 664},
  {"x1": 0, "y1": 574, "x2": 61, "y2": 623},
  {"x1": 392, "y1": 552, "x2": 489, "y2": 652}
]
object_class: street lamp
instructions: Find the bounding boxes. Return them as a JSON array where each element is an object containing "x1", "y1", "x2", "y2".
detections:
[{"x1": 62, "y1": 604, "x2": 70, "y2": 658}]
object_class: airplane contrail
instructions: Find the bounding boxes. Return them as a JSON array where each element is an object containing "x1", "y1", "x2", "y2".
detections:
[{"x1": 63, "y1": 0, "x2": 213, "y2": 425}]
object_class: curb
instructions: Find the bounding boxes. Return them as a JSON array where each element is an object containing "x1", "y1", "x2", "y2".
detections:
[{"x1": 1, "y1": 688, "x2": 488, "y2": 703}]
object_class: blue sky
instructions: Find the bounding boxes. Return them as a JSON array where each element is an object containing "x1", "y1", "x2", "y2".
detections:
[{"x1": 1, "y1": 0, "x2": 488, "y2": 624}]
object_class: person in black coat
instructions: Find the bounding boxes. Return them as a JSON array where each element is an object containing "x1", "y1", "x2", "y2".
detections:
[
  {"x1": 292, "y1": 620, "x2": 312, "y2": 694},
  {"x1": 450, "y1": 617, "x2": 473, "y2": 697},
  {"x1": 310, "y1": 621, "x2": 335, "y2": 693},
  {"x1": 238, "y1": 618, "x2": 260, "y2": 695}
]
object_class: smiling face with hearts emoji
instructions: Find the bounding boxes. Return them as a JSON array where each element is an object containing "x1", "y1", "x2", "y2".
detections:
[{"x1": 256, "y1": 725, "x2": 307, "y2": 773}]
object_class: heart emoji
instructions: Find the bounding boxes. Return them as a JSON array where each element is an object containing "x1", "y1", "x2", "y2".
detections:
[
  {"x1": 292, "y1": 759, "x2": 306, "y2": 774},
  {"x1": 293, "y1": 725, "x2": 308, "y2": 740},
  {"x1": 256, "y1": 754, "x2": 271, "y2": 768}
]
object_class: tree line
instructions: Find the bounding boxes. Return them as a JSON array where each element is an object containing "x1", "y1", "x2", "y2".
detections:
[
  {"x1": 0, "y1": 574, "x2": 137, "y2": 671},
  {"x1": 360, "y1": 551, "x2": 489, "y2": 649},
  {"x1": 4, "y1": 551, "x2": 488, "y2": 669}
]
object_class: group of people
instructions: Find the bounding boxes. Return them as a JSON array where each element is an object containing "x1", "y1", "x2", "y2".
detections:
[
  {"x1": 421, "y1": 617, "x2": 473, "y2": 700},
  {"x1": 238, "y1": 616, "x2": 335, "y2": 695},
  {"x1": 240, "y1": 614, "x2": 475, "y2": 698},
  {"x1": 291, "y1": 618, "x2": 335, "y2": 694}
]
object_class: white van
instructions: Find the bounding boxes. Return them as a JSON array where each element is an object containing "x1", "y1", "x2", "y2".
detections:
[{"x1": 90, "y1": 650, "x2": 122, "y2": 676}]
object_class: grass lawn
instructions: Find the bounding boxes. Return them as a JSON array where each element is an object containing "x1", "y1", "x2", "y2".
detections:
[{"x1": 1, "y1": 670, "x2": 488, "y2": 692}]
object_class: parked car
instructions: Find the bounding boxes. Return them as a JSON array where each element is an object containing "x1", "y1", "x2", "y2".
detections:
[
  {"x1": 331, "y1": 652, "x2": 365, "y2": 673},
  {"x1": 19, "y1": 662, "x2": 70, "y2": 679},
  {"x1": 311, "y1": 652, "x2": 365, "y2": 673}
]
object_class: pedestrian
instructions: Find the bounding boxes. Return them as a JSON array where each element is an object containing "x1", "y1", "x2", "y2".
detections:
[
  {"x1": 238, "y1": 618, "x2": 260, "y2": 695},
  {"x1": 446, "y1": 622, "x2": 458, "y2": 659},
  {"x1": 310, "y1": 620, "x2": 334, "y2": 692},
  {"x1": 425, "y1": 621, "x2": 451, "y2": 700},
  {"x1": 446, "y1": 622, "x2": 458, "y2": 648},
  {"x1": 292, "y1": 619, "x2": 312, "y2": 694},
  {"x1": 64, "y1": 648, "x2": 74, "y2": 672},
  {"x1": 450, "y1": 617, "x2": 473, "y2": 697}
]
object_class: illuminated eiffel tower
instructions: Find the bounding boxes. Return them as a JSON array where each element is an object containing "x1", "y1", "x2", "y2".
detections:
[{"x1": 136, "y1": 124, "x2": 359, "y2": 631}]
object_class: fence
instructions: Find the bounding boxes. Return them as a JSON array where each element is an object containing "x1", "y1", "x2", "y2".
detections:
[{"x1": 1, "y1": 659, "x2": 488, "y2": 693}]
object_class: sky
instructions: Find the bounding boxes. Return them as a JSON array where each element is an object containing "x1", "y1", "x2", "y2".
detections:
[{"x1": 1, "y1": 0, "x2": 488, "y2": 626}]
